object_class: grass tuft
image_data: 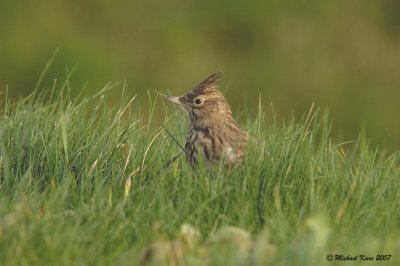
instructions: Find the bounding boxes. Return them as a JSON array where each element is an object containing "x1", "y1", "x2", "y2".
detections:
[{"x1": 0, "y1": 84, "x2": 399, "y2": 265}]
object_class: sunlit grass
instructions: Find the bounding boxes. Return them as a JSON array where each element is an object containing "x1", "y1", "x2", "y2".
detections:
[{"x1": 0, "y1": 84, "x2": 399, "y2": 266}]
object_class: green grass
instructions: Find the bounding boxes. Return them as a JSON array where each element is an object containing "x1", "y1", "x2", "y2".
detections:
[{"x1": 0, "y1": 84, "x2": 399, "y2": 266}]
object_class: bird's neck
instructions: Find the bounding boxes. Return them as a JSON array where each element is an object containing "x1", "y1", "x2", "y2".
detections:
[{"x1": 190, "y1": 115, "x2": 240, "y2": 134}]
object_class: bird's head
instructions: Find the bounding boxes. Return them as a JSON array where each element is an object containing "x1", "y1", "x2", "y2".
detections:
[{"x1": 165, "y1": 72, "x2": 233, "y2": 122}]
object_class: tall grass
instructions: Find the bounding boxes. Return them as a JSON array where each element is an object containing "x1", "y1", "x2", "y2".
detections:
[{"x1": 0, "y1": 84, "x2": 399, "y2": 266}]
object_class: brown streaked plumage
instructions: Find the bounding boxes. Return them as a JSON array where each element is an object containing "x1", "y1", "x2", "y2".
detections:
[{"x1": 165, "y1": 72, "x2": 249, "y2": 166}]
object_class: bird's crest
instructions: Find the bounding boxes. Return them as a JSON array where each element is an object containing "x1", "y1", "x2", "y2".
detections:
[{"x1": 192, "y1": 72, "x2": 223, "y2": 94}]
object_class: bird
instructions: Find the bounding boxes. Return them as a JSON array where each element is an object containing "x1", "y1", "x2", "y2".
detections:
[{"x1": 165, "y1": 72, "x2": 249, "y2": 167}]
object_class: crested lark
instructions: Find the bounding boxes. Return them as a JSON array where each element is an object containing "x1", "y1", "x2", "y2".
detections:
[{"x1": 165, "y1": 72, "x2": 249, "y2": 166}]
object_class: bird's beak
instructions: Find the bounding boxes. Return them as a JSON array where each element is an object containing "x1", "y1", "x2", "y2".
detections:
[{"x1": 164, "y1": 96, "x2": 182, "y2": 106}]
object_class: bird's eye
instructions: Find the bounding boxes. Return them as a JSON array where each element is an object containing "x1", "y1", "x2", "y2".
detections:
[{"x1": 194, "y1": 98, "x2": 203, "y2": 105}]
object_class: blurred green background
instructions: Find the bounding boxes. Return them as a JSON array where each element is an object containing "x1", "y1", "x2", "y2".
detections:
[{"x1": 1, "y1": 0, "x2": 399, "y2": 149}]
